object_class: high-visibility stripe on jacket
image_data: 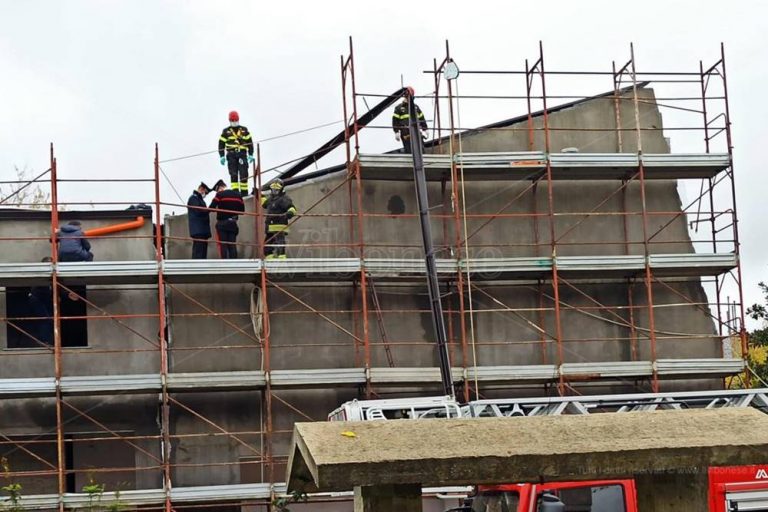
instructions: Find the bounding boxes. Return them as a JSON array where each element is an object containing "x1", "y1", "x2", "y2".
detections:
[
  {"x1": 209, "y1": 189, "x2": 245, "y2": 221},
  {"x1": 218, "y1": 125, "x2": 254, "y2": 156},
  {"x1": 392, "y1": 101, "x2": 428, "y2": 133},
  {"x1": 261, "y1": 193, "x2": 296, "y2": 233}
]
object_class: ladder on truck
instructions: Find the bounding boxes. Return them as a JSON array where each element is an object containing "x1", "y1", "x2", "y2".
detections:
[{"x1": 329, "y1": 388, "x2": 768, "y2": 422}]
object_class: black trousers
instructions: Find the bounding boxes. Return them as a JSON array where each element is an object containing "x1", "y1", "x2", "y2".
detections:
[
  {"x1": 191, "y1": 238, "x2": 208, "y2": 259},
  {"x1": 216, "y1": 219, "x2": 239, "y2": 259},
  {"x1": 264, "y1": 231, "x2": 286, "y2": 257},
  {"x1": 226, "y1": 151, "x2": 249, "y2": 196},
  {"x1": 400, "y1": 132, "x2": 412, "y2": 154}
]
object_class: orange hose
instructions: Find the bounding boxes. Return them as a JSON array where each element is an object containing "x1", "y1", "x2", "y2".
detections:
[{"x1": 83, "y1": 216, "x2": 145, "y2": 237}]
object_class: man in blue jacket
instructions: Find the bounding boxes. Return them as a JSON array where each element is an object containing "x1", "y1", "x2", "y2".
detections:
[
  {"x1": 58, "y1": 221, "x2": 94, "y2": 262},
  {"x1": 187, "y1": 182, "x2": 212, "y2": 259}
]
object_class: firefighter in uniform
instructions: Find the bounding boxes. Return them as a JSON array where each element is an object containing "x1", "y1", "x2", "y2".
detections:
[
  {"x1": 261, "y1": 179, "x2": 296, "y2": 259},
  {"x1": 218, "y1": 110, "x2": 254, "y2": 197},
  {"x1": 392, "y1": 86, "x2": 428, "y2": 153},
  {"x1": 209, "y1": 179, "x2": 245, "y2": 259}
]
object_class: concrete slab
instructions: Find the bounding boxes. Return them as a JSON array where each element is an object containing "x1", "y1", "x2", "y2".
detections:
[{"x1": 286, "y1": 408, "x2": 768, "y2": 492}]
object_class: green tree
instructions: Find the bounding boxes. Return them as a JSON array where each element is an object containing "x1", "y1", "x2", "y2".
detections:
[
  {"x1": 746, "y1": 282, "x2": 768, "y2": 385},
  {"x1": 0, "y1": 457, "x2": 23, "y2": 512}
]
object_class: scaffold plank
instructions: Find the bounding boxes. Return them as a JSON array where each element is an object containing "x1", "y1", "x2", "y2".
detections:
[
  {"x1": 0, "y1": 253, "x2": 737, "y2": 286},
  {"x1": 167, "y1": 370, "x2": 267, "y2": 391},
  {"x1": 0, "y1": 359, "x2": 745, "y2": 400},
  {"x1": 358, "y1": 152, "x2": 730, "y2": 181}
]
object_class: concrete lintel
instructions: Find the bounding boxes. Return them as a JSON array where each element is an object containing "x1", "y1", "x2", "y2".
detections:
[{"x1": 286, "y1": 408, "x2": 768, "y2": 492}]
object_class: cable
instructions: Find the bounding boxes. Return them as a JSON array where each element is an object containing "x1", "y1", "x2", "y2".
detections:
[
  {"x1": 158, "y1": 119, "x2": 343, "y2": 164},
  {"x1": 453, "y1": 77, "x2": 481, "y2": 400},
  {"x1": 157, "y1": 164, "x2": 185, "y2": 204}
]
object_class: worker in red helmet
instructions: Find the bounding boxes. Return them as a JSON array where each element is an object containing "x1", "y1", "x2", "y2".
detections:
[
  {"x1": 217, "y1": 111, "x2": 254, "y2": 197},
  {"x1": 392, "y1": 86, "x2": 428, "y2": 154}
]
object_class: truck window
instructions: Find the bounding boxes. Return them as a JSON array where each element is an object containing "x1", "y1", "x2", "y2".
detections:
[
  {"x1": 472, "y1": 491, "x2": 520, "y2": 512},
  {"x1": 544, "y1": 484, "x2": 625, "y2": 512}
]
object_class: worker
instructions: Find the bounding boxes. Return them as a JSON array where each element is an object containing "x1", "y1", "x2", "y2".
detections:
[
  {"x1": 392, "y1": 86, "x2": 428, "y2": 153},
  {"x1": 218, "y1": 110, "x2": 254, "y2": 197},
  {"x1": 260, "y1": 179, "x2": 296, "y2": 259},
  {"x1": 58, "y1": 220, "x2": 94, "y2": 262},
  {"x1": 186, "y1": 182, "x2": 212, "y2": 259},
  {"x1": 209, "y1": 179, "x2": 245, "y2": 259}
]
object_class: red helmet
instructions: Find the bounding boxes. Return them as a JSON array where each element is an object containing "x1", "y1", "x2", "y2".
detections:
[
  {"x1": 405, "y1": 86, "x2": 415, "y2": 97},
  {"x1": 228, "y1": 110, "x2": 239, "y2": 122}
]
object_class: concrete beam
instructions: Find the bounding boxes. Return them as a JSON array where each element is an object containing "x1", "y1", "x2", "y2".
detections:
[
  {"x1": 286, "y1": 408, "x2": 768, "y2": 492},
  {"x1": 635, "y1": 470, "x2": 708, "y2": 512}
]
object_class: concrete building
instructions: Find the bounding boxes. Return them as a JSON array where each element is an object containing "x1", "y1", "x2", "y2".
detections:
[{"x1": 0, "y1": 71, "x2": 745, "y2": 510}]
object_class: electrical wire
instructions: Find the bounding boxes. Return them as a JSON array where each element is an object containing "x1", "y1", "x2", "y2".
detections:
[
  {"x1": 453, "y1": 77, "x2": 481, "y2": 401},
  {"x1": 158, "y1": 120, "x2": 343, "y2": 164}
]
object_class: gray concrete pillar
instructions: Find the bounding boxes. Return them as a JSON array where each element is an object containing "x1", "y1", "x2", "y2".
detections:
[
  {"x1": 354, "y1": 483, "x2": 422, "y2": 512},
  {"x1": 635, "y1": 470, "x2": 708, "y2": 512}
]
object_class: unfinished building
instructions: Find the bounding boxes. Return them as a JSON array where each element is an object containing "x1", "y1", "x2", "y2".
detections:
[{"x1": 0, "y1": 42, "x2": 747, "y2": 510}]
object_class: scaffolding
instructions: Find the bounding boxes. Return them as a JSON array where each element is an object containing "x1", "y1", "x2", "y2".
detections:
[{"x1": 0, "y1": 39, "x2": 750, "y2": 510}]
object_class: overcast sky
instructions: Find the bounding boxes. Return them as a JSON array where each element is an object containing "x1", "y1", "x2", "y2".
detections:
[{"x1": 1, "y1": 0, "x2": 766, "y2": 324}]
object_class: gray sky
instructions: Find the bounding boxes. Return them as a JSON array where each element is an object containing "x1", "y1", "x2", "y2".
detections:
[{"x1": 1, "y1": 0, "x2": 766, "y2": 324}]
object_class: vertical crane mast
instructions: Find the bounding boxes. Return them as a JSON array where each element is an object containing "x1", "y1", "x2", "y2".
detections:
[{"x1": 407, "y1": 92, "x2": 454, "y2": 398}]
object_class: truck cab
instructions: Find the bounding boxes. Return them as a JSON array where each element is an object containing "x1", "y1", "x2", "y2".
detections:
[
  {"x1": 709, "y1": 465, "x2": 768, "y2": 512},
  {"x1": 463, "y1": 480, "x2": 637, "y2": 512}
]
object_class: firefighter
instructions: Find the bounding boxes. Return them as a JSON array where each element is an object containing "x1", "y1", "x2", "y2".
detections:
[
  {"x1": 209, "y1": 179, "x2": 245, "y2": 259},
  {"x1": 186, "y1": 182, "x2": 212, "y2": 259},
  {"x1": 218, "y1": 110, "x2": 254, "y2": 197},
  {"x1": 58, "y1": 220, "x2": 94, "y2": 262},
  {"x1": 260, "y1": 179, "x2": 296, "y2": 259},
  {"x1": 392, "y1": 86, "x2": 428, "y2": 154}
]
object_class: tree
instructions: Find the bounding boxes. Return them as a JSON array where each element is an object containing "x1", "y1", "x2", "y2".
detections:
[
  {"x1": 1, "y1": 457, "x2": 23, "y2": 512},
  {"x1": 746, "y1": 282, "x2": 768, "y2": 385},
  {"x1": 0, "y1": 166, "x2": 51, "y2": 209}
]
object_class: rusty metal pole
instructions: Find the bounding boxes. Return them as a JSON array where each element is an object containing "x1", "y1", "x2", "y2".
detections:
[
  {"x1": 50, "y1": 144, "x2": 66, "y2": 512},
  {"x1": 348, "y1": 37, "x2": 372, "y2": 397},
  {"x1": 614, "y1": 60, "x2": 639, "y2": 364},
  {"x1": 699, "y1": 59, "x2": 724, "y2": 341},
  {"x1": 153, "y1": 144, "x2": 173, "y2": 512},
  {"x1": 719, "y1": 43, "x2": 749, "y2": 372},
  {"x1": 443, "y1": 40, "x2": 470, "y2": 402},
  {"x1": 341, "y1": 52, "x2": 362, "y2": 371},
  {"x1": 433, "y1": 57, "x2": 443, "y2": 145},
  {"x1": 629, "y1": 44, "x2": 660, "y2": 392},
  {"x1": 537, "y1": 42, "x2": 566, "y2": 396}
]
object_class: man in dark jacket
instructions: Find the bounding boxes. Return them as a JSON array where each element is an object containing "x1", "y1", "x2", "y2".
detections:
[
  {"x1": 392, "y1": 86, "x2": 428, "y2": 154},
  {"x1": 58, "y1": 221, "x2": 94, "y2": 262},
  {"x1": 218, "y1": 110, "x2": 254, "y2": 197},
  {"x1": 261, "y1": 179, "x2": 296, "y2": 259},
  {"x1": 187, "y1": 182, "x2": 212, "y2": 259},
  {"x1": 209, "y1": 179, "x2": 245, "y2": 259}
]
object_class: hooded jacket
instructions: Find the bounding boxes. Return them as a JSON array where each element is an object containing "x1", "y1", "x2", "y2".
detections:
[{"x1": 58, "y1": 224, "x2": 93, "y2": 262}]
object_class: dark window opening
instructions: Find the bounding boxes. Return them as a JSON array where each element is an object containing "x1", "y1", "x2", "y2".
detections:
[
  {"x1": 60, "y1": 285, "x2": 88, "y2": 347},
  {"x1": 6, "y1": 286, "x2": 87, "y2": 348},
  {"x1": 540, "y1": 484, "x2": 626, "y2": 512}
]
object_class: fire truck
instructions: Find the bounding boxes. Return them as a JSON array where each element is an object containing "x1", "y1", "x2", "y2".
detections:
[{"x1": 328, "y1": 389, "x2": 768, "y2": 511}]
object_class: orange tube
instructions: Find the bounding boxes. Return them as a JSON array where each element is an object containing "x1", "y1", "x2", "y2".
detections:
[{"x1": 83, "y1": 216, "x2": 145, "y2": 237}]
